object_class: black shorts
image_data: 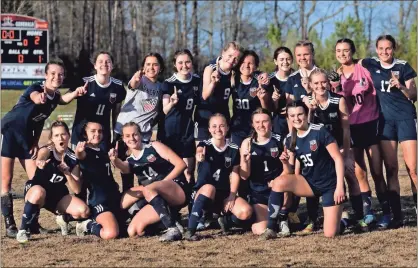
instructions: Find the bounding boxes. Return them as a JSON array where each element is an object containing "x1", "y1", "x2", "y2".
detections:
[
  {"x1": 24, "y1": 180, "x2": 69, "y2": 213},
  {"x1": 172, "y1": 175, "x2": 192, "y2": 208},
  {"x1": 379, "y1": 117, "x2": 417, "y2": 142},
  {"x1": 350, "y1": 119, "x2": 379, "y2": 148},
  {"x1": 249, "y1": 189, "x2": 271, "y2": 206},
  {"x1": 1, "y1": 129, "x2": 34, "y2": 159}
]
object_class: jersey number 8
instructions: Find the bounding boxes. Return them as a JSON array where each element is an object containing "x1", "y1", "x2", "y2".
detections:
[{"x1": 185, "y1": 98, "x2": 194, "y2": 110}]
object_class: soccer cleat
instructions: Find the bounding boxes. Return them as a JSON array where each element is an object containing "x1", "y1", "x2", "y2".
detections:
[
  {"x1": 76, "y1": 219, "x2": 92, "y2": 237},
  {"x1": 16, "y1": 230, "x2": 29, "y2": 244},
  {"x1": 288, "y1": 212, "x2": 301, "y2": 224},
  {"x1": 363, "y1": 214, "x2": 376, "y2": 225},
  {"x1": 389, "y1": 218, "x2": 403, "y2": 229},
  {"x1": 217, "y1": 215, "x2": 230, "y2": 234},
  {"x1": 56, "y1": 215, "x2": 70, "y2": 236},
  {"x1": 377, "y1": 214, "x2": 391, "y2": 230},
  {"x1": 184, "y1": 230, "x2": 199, "y2": 241},
  {"x1": 355, "y1": 219, "x2": 369, "y2": 232},
  {"x1": 159, "y1": 227, "x2": 182, "y2": 242},
  {"x1": 278, "y1": 220, "x2": 291, "y2": 237},
  {"x1": 175, "y1": 221, "x2": 185, "y2": 234},
  {"x1": 258, "y1": 228, "x2": 277, "y2": 241},
  {"x1": 6, "y1": 224, "x2": 18, "y2": 238},
  {"x1": 300, "y1": 220, "x2": 317, "y2": 235}
]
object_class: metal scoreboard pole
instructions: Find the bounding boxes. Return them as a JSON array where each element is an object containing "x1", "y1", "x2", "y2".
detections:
[{"x1": 1, "y1": 14, "x2": 49, "y2": 89}]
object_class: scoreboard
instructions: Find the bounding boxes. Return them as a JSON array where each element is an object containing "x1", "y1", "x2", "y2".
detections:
[{"x1": 1, "y1": 14, "x2": 49, "y2": 89}]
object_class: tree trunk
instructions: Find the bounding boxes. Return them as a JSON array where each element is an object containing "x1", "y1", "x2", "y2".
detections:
[
  {"x1": 192, "y1": 0, "x2": 198, "y2": 56},
  {"x1": 130, "y1": 1, "x2": 139, "y2": 70},
  {"x1": 82, "y1": 0, "x2": 88, "y2": 50},
  {"x1": 174, "y1": 0, "x2": 180, "y2": 51},
  {"x1": 300, "y1": 0, "x2": 305, "y2": 39},
  {"x1": 53, "y1": 0, "x2": 60, "y2": 55},
  {"x1": 69, "y1": 0, "x2": 74, "y2": 57},
  {"x1": 90, "y1": 1, "x2": 95, "y2": 53},
  {"x1": 353, "y1": 0, "x2": 360, "y2": 21},
  {"x1": 146, "y1": 1, "x2": 153, "y2": 52},
  {"x1": 209, "y1": 1, "x2": 214, "y2": 58},
  {"x1": 182, "y1": 1, "x2": 187, "y2": 48}
]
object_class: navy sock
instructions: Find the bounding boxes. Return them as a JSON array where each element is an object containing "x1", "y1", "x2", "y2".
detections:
[
  {"x1": 149, "y1": 195, "x2": 175, "y2": 229},
  {"x1": 267, "y1": 191, "x2": 284, "y2": 231},
  {"x1": 289, "y1": 196, "x2": 301, "y2": 213},
  {"x1": 388, "y1": 190, "x2": 402, "y2": 220},
  {"x1": 20, "y1": 201, "x2": 39, "y2": 230},
  {"x1": 306, "y1": 197, "x2": 319, "y2": 222},
  {"x1": 121, "y1": 173, "x2": 134, "y2": 192},
  {"x1": 87, "y1": 220, "x2": 102, "y2": 237},
  {"x1": 361, "y1": 191, "x2": 372, "y2": 216},
  {"x1": 376, "y1": 191, "x2": 391, "y2": 215},
  {"x1": 350, "y1": 194, "x2": 364, "y2": 221},
  {"x1": 413, "y1": 193, "x2": 417, "y2": 208},
  {"x1": 279, "y1": 209, "x2": 289, "y2": 221},
  {"x1": 188, "y1": 194, "x2": 212, "y2": 234}
]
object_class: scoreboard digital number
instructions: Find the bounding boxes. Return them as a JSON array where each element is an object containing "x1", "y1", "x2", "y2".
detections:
[{"x1": 1, "y1": 14, "x2": 49, "y2": 89}]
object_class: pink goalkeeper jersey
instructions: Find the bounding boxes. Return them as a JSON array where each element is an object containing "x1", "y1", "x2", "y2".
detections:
[{"x1": 339, "y1": 63, "x2": 379, "y2": 125}]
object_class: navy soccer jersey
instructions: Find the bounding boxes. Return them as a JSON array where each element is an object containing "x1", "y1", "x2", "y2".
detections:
[
  {"x1": 194, "y1": 57, "x2": 233, "y2": 128},
  {"x1": 1, "y1": 83, "x2": 61, "y2": 135},
  {"x1": 285, "y1": 124, "x2": 337, "y2": 191},
  {"x1": 268, "y1": 72, "x2": 289, "y2": 136},
  {"x1": 126, "y1": 143, "x2": 175, "y2": 186},
  {"x1": 31, "y1": 148, "x2": 78, "y2": 191},
  {"x1": 78, "y1": 146, "x2": 120, "y2": 204},
  {"x1": 71, "y1": 76, "x2": 126, "y2": 151},
  {"x1": 284, "y1": 70, "x2": 309, "y2": 101},
  {"x1": 248, "y1": 133, "x2": 283, "y2": 193},
  {"x1": 309, "y1": 91, "x2": 344, "y2": 147},
  {"x1": 230, "y1": 77, "x2": 263, "y2": 135},
  {"x1": 194, "y1": 139, "x2": 240, "y2": 192},
  {"x1": 362, "y1": 57, "x2": 417, "y2": 120},
  {"x1": 157, "y1": 73, "x2": 200, "y2": 145}
]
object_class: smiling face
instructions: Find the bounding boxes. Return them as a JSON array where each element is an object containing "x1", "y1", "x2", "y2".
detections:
[
  {"x1": 239, "y1": 55, "x2": 256, "y2": 76},
  {"x1": 94, "y1": 53, "x2": 113, "y2": 76},
  {"x1": 50, "y1": 126, "x2": 70, "y2": 152},
  {"x1": 274, "y1": 51, "x2": 293, "y2": 72},
  {"x1": 376, "y1": 39, "x2": 394, "y2": 64},
  {"x1": 335, "y1": 42, "x2": 353, "y2": 65},
  {"x1": 208, "y1": 115, "x2": 228, "y2": 140},
  {"x1": 295, "y1": 46, "x2": 314, "y2": 69},
  {"x1": 310, "y1": 72, "x2": 329, "y2": 97},
  {"x1": 252, "y1": 113, "x2": 272, "y2": 138},
  {"x1": 122, "y1": 125, "x2": 142, "y2": 150},
  {"x1": 221, "y1": 47, "x2": 241, "y2": 71},
  {"x1": 287, "y1": 106, "x2": 308, "y2": 130},
  {"x1": 85, "y1": 122, "x2": 103, "y2": 145},
  {"x1": 174, "y1": 54, "x2": 193, "y2": 76},
  {"x1": 143, "y1": 56, "x2": 161, "y2": 80},
  {"x1": 44, "y1": 64, "x2": 65, "y2": 89}
]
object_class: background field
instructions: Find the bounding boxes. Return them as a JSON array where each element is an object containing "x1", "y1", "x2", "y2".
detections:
[{"x1": 1, "y1": 90, "x2": 417, "y2": 267}]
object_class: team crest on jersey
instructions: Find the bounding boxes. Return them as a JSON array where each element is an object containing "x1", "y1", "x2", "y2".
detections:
[
  {"x1": 225, "y1": 157, "x2": 232, "y2": 168},
  {"x1": 109, "y1": 93, "x2": 117, "y2": 103},
  {"x1": 249, "y1": 87, "x2": 258, "y2": 97},
  {"x1": 329, "y1": 112, "x2": 338, "y2": 118},
  {"x1": 309, "y1": 140, "x2": 318, "y2": 152},
  {"x1": 147, "y1": 154, "x2": 156, "y2": 162},
  {"x1": 193, "y1": 86, "x2": 198, "y2": 92},
  {"x1": 270, "y1": 147, "x2": 279, "y2": 158}
]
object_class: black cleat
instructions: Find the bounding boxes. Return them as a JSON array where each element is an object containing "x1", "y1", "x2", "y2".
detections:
[{"x1": 6, "y1": 224, "x2": 18, "y2": 238}]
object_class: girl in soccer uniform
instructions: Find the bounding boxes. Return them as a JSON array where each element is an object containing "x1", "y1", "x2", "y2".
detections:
[
  {"x1": 269, "y1": 46, "x2": 294, "y2": 138},
  {"x1": 114, "y1": 53, "x2": 165, "y2": 192},
  {"x1": 16, "y1": 121, "x2": 90, "y2": 243},
  {"x1": 307, "y1": 69, "x2": 368, "y2": 232},
  {"x1": 240, "y1": 108, "x2": 287, "y2": 237},
  {"x1": 110, "y1": 122, "x2": 189, "y2": 242},
  {"x1": 284, "y1": 41, "x2": 319, "y2": 102},
  {"x1": 260, "y1": 101, "x2": 345, "y2": 240},
  {"x1": 334, "y1": 38, "x2": 390, "y2": 228},
  {"x1": 71, "y1": 51, "x2": 126, "y2": 153},
  {"x1": 361, "y1": 35, "x2": 417, "y2": 227},
  {"x1": 194, "y1": 41, "x2": 243, "y2": 141},
  {"x1": 1, "y1": 59, "x2": 85, "y2": 238},
  {"x1": 184, "y1": 114, "x2": 253, "y2": 241},
  {"x1": 74, "y1": 122, "x2": 122, "y2": 240},
  {"x1": 157, "y1": 49, "x2": 200, "y2": 184},
  {"x1": 230, "y1": 50, "x2": 272, "y2": 147}
]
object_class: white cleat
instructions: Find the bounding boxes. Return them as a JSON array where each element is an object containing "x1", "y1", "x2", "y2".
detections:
[
  {"x1": 278, "y1": 219, "x2": 291, "y2": 237},
  {"x1": 56, "y1": 215, "x2": 70, "y2": 236},
  {"x1": 16, "y1": 230, "x2": 29, "y2": 244},
  {"x1": 76, "y1": 219, "x2": 92, "y2": 237}
]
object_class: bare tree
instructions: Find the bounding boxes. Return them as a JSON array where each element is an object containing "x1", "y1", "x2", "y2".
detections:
[
  {"x1": 182, "y1": 1, "x2": 187, "y2": 48},
  {"x1": 192, "y1": 0, "x2": 198, "y2": 56},
  {"x1": 174, "y1": 0, "x2": 180, "y2": 51}
]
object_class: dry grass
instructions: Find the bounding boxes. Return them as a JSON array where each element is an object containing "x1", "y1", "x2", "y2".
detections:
[{"x1": 1, "y1": 131, "x2": 416, "y2": 267}]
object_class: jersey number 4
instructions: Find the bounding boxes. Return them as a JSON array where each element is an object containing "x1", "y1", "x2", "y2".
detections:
[
  {"x1": 213, "y1": 169, "x2": 220, "y2": 181},
  {"x1": 143, "y1": 167, "x2": 158, "y2": 180}
]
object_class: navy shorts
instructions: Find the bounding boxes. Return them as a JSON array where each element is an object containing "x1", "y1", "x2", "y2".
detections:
[
  {"x1": 272, "y1": 115, "x2": 289, "y2": 138},
  {"x1": 173, "y1": 175, "x2": 192, "y2": 208},
  {"x1": 306, "y1": 181, "x2": 339, "y2": 207},
  {"x1": 379, "y1": 117, "x2": 417, "y2": 142},
  {"x1": 230, "y1": 130, "x2": 250, "y2": 147},
  {"x1": 249, "y1": 189, "x2": 271, "y2": 206},
  {"x1": 194, "y1": 122, "x2": 210, "y2": 142},
  {"x1": 24, "y1": 180, "x2": 69, "y2": 213},
  {"x1": 350, "y1": 119, "x2": 379, "y2": 148},
  {"x1": 88, "y1": 188, "x2": 121, "y2": 219},
  {"x1": 1, "y1": 129, "x2": 34, "y2": 159}
]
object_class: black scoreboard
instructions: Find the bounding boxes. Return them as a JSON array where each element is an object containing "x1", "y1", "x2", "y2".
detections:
[{"x1": 1, "y1": 14, "x2": 49, "y2": 89}]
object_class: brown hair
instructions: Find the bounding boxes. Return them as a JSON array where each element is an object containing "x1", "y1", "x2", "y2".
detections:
[
  {"x1": 285, "y1": 101, "x2": 309, "y2": 152},
  {"x1": 249, "y1": 108, "x2": 272, "y2": 143}
]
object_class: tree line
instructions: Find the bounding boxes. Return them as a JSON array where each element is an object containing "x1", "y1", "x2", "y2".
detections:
[{"x1": 2, "y1": 0, "x2": 417, "y2": 89}]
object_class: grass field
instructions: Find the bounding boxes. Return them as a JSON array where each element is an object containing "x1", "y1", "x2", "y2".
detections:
[{"x1": 0, "y1": 89, "x2": 417, "y2": 267}]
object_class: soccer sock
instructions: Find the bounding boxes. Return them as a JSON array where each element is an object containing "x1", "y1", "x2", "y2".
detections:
[
  {"x1": 279, "y1": 209, "x2": 289, "y2": 222},
  {"x1": 20, "y1": 201, "x2": 39, "y2": 231},
  {"x1": 306, "y1": 197, "x2": 319, "y2": 222},
  {"x1": 87, "y1": 220, "x2": 102, "y2": 237},
  {"x1": 121, "y1": 173, "x2": 134, "y2": 193},
  {"x1": 388, "y1": 190, "x2": 402, "y2": 220},
  {"x1": 376, "y1": 191, "x2": 391, "y2": 215},
  {"x1": 413, "y1": 193, "x2": 417, "y2": 209},
  {"x1": 267, "y1": 191, "x2": 284, "y2": 231},
  {"x1": 350, "y1": 194, "x2": 364, "y2": 221},
  {"x1": 188, "y1": 194, "x2": 212, "y2": 234},
  {"x1": 361, "y1": 191, "x2": 372, "y2": 216},
  {"x1": 149, "y1": 195, "x2": 175, "y2": 229},
  {"x1": 1, "y1": 193, "x2": 16, "y2": 227},
  {"x1": 289, "y1": 196, "x2": 301, "y2": 213}
]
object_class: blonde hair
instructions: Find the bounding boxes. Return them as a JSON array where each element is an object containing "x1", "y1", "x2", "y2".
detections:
[{"x1": 220, "y1": 41, "x2": 243, "y2": 88}]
